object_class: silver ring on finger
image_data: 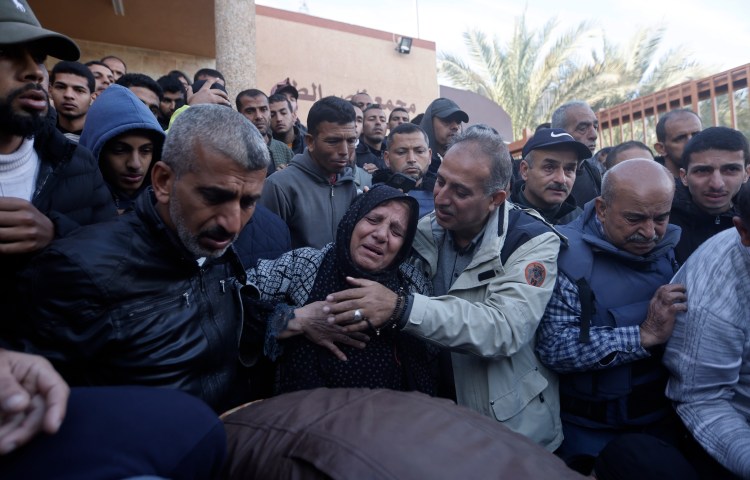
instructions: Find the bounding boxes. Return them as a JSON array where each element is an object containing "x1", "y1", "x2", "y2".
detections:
[{"x1": 353, "y1": 309, "x2": 363, "y2": 322}]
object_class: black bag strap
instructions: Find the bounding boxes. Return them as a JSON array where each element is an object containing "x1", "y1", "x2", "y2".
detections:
[{"x1": 576, "y1": 277, "x2": 594, "y2": 344}]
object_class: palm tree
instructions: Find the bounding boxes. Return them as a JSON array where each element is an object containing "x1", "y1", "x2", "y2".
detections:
[
  {"x1": 574, "y1": 26, "x2": 707, "y2": 110},
  {"x1": 439, "y1": 17, "x2": 708, "y2": 140},
  {"x1": 439, "y1": 14, "x2": 596, "y2": 140}
]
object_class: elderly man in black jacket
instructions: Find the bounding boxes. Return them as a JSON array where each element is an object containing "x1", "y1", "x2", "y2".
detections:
[
  {"x1": 15, "y1": 106, "x2": 271, "y2": 412},
  {"x1": 15, "y1": 104, "x2": 364, "y2": 413}
]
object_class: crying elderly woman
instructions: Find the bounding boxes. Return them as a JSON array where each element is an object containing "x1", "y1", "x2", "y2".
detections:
[{"x1": 248, "y1": 185, "x2": 440, "y2": 395}]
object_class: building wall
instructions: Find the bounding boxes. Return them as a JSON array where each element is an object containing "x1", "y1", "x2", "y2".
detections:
[
  {"x1": 65, "y1": 39, "x2": 215, "y2": 84},
  {"x1": 49, "y1": 6, "x2": 438, "y2": 124},
  {"x1": 254, "y1": 6, "x2": 438, "y2": 124},
  {"x1": 440, "y1": 85, "x2": 513, "y2": 141}
]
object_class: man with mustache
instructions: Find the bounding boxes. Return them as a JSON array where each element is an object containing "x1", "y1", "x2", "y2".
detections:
[
  {"x1": 669, "y1": 126, "x2": 749, "y2": 264},
  {"x1": 535, "y1": 159, "x2": 687, "y2": 473},
  {"x1": 235, "y1": 88, "x2": 294, "y2": 176},
  {"x1": 511, "y1": 128, "x2": 591, "y2": 225}
]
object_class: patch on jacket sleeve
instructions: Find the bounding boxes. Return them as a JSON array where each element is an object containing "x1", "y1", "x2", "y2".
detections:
[{"x1": 524, "y1": 262, "x2": 546, "y2": 287}]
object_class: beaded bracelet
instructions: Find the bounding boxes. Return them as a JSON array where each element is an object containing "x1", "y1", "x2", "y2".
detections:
[{"x1": 376, "y1": 294, "x2": 406, "y2": 335}]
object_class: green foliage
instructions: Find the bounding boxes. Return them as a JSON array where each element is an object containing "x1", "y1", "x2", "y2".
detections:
[{"x1": 438, "y1": 16, "x2": 709, "y2": 140}]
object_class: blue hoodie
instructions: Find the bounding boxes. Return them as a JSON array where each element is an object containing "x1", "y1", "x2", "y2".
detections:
[{"x1": 80, "y1": 85, "x2": 165, "y2": 210}]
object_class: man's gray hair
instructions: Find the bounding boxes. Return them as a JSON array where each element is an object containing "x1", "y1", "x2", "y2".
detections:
[
  {"x1": 449, "y1": 124, "x2": 512, "y2": 195},
  {"x1": 551, "y1": 100, "x2": 591, "y2": 130},
  {"x1": 600, "y1": 169, "x2": 616, "y2": 204},
  {"x1": 522, "y1": 151, "x2": 535, "y2": 168},
  {"x1": 163, "y1": 104, "x2": 269, "y2": 176}
]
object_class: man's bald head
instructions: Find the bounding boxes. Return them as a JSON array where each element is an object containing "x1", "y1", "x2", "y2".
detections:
[
  {"x1": 601, "y1": 159, "x2": 674, "y2": 204},
  {"x1": 596, "y1": 159, "x2": 675, "y2": 256}
]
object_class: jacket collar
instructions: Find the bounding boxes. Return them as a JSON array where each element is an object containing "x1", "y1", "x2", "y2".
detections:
[
  {"x1": 33, "y1": 109, "x2": 76, "y2": 169},
  {"x1": 511, "y1": 180, "x2": 580, "y2": 223},
  {"x1": 415, "y1": 202, "x2": 509, "y2": 275},
  {"x1": 671, "y1": 180, "x2": 738, "y2": 223},
  {"x1": 356, "y1": 138, "x2": 383, "y2": 157},
  {"x1": 290, "y1": 150, "x2": 354, "y2": 185},
  {"x1": 575, "y1": 200, "x2": 680, "y2": 263}
]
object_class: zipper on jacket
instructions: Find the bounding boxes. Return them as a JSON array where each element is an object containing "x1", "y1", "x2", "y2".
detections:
[
  {"x1": 219, "y1": 280, "x2": 226, "y2": 294},
  {"x1": 32, "y1": 168, "x2": 52, "y2": 201},
  {"x1": 715, "y1": 215, "x2": 720, "y2": 225},
  {"x1": 330, "y1": 184, "x2": 334, "y2": 198},
  {"x1": 128, "y1": 291, "x2": 190, "y2": 318}
]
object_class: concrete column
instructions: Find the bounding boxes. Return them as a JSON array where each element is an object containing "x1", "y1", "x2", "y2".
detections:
[{"x1": 214, "y1": 0, "x2": 255, "y2": 96}]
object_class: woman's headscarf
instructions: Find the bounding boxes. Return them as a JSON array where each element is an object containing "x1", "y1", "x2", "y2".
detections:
[
  {"x1": 279, "y1": 186, "x2": 437, "y2": 395},
  {"x1": 307, "y1": 185, "x2": 419, "y2": 303}
]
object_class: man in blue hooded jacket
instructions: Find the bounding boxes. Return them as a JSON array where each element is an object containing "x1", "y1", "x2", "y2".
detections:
[{"x1": 79, "y1": 84, "x2": 165, "y2": 213}]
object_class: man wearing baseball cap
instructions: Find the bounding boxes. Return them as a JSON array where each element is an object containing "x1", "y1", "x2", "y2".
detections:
[
  {"x1": 271, "y1": 77, "x2": 299, "y2": 105},
  {"x1": 271, "y1": 77, "x2": 307, "y2": 133},
  {"x1": 0, "y1": 0, "x2": 115, "y2": 307},
  {"x1": 511, "y1": 128, "x2": 591, "y2": 225},
  {"x1": 419, "y1": 97, "x2": 469, "y2": 177}
]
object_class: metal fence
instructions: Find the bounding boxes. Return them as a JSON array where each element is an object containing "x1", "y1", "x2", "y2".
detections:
[
  {"x1": 596, "y1": 63, "x2": 750, "y2": 148},
  {"x1": 508, "y1": 63, "x2": 750, "y2": 157}
]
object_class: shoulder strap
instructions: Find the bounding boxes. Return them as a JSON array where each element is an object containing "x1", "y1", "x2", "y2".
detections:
[
  {"x1": 500, "y1": 205, "x2": 566, "y2": 264},
  {"x1": 575, "y1": 277, "x2": 595, "y2": 344}
]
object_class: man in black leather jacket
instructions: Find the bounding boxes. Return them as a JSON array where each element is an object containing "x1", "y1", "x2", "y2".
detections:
[{"x1": 15, "y1": 105, "x2": 271, "y2": 413}]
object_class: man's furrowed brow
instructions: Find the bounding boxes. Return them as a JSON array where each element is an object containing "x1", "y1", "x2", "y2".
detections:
[{"x1": 198, "y1": 186, "x2": 237, "y2": 202}]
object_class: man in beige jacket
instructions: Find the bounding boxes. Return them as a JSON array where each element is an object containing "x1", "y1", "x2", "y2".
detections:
[{"x1": 326, "y1": 126, "x2": 564, "y2": 451}]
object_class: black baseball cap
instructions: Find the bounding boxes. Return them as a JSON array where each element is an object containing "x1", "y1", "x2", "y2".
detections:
[
  {"x1": 0, "y1": 0, "x2": 80, "y2": 60},
  {"x1": 270, "y1": 78, "x2": 299, "y2": 100},
  {"x1": 429, "y1": 98, "x2": 469, "y2": 123},
  {"x1": 522, "y1": 128, "x2": 591, "y2": 161},
  {"x1": 192, "y1": 79, "x2": 227, "y2": 95}
]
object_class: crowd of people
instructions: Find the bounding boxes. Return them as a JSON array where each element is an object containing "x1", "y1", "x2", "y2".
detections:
[{"x1": 1, "y1": 1, "x2": 749, "y2": 478}]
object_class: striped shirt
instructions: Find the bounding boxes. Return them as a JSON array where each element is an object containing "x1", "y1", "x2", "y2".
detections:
[{"x1": 664, "y1": 228, "x2": 750, "y2": 478}]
